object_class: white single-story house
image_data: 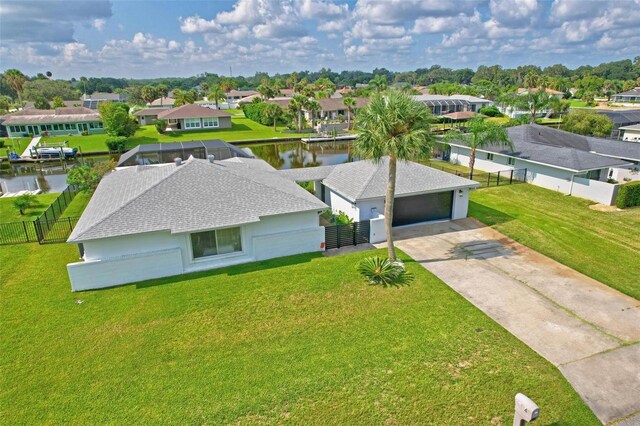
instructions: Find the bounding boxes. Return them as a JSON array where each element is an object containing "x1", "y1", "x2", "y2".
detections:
[
  {"x1": 499, "y1": 88, "x2": 564, "y2": 118},
  {"x1": 156, "y1": 104, "x2": 232, "y2": 131},
  {"x1": 611, "y1": 88, "x2": 640, "y2": 103},
  {"x1": 279, "y1": 157, "x2": 480, "y2": 228},
  {"x1": 3, "y1": 107, "x2": 104, "y2": 137},
  {"x1": 412, "y1": 94, "x2": 493, "y2": 116},
  {"x1": 444, "y1": 124, "x2": 640, "y2": 204},
  {"x1": 133, "y1": 107, "x2": 171, "y2": 125},
  {"x1": 66, "y1": 156, "x2": 329, "y2": 291},
  {"x1": 225, "y1": 90, "x2": 259, "y2": 105},
  {"x1": 619, "y1": 124, "x2": 640, "y2": 142}
]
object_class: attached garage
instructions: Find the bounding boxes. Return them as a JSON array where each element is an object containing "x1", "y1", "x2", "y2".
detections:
[{"x1": 392, "y1": 191, "x2": 453, "y2": 226}]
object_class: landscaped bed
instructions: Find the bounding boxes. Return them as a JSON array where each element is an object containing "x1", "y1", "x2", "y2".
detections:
[
  {"x1": 470, "y1": 184, "x2": 640, "y2": 299},
  {"x1": 0, "y1": 243, "x2": 597, "y2": 424},
  {"x1": 0, "y1": 192, "x2": 59, "y2": 222}
]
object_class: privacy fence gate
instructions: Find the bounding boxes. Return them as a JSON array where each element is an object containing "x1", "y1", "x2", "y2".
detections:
[{"x1": 324, "y1": 220, "x2": 370, "y2": 250}]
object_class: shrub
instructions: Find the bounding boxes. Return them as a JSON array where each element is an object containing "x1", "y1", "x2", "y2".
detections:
[
  {"x1": 81, "y1": 130, "x2": 89, "y2": 136},
  {"x1": 479, "y1": 105, "x2": 503, "y2": 117},
  {"x1": 321, "y1": 210, "x2": 353, "y2": 225},
  {"x1": 242, "y1": 103, "x2": 271, "y2": 126},
  {"x1": 12, "y1": 194, "x2": 37, "y2": 215},
  {"x1": 616, "y1": 181, "x2": 640, "y2": 209},
  {"x1": 357, "y1": 257, "x2": 410, "y2": 286},
  {"x1": 0, "y1": 141, "x2": 4, "y2": 148},
  {"x1": 105, "y1": 136, "x2": 127, "y2": 152},
  {"x1": 67, "y1": 159, "x2": 117, "y2": 192},
  {"x1": 155, "y1": 119, "x2": 168, "y2": 134}
]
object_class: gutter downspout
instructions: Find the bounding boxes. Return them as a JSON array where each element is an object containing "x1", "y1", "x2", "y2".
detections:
[{"x1": 569, "y1": 173, "x2": 576, "y2": 196}]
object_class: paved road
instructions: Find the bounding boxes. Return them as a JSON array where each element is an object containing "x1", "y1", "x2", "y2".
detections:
[{"x1": 383, "y1": 219, "x2": 640, "y2": 425}]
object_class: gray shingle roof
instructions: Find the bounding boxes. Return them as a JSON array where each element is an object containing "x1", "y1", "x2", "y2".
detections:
[
  {"x1": 289, "y1": 158, "x2": 479, "y2": 202},
  {"x1": 447, "y1": 124, "x2": 633, "y2": 171},
  {"x1": 3, "y1": 107, "x2": 100, "y2": 125},
  {"x1": 68, "y1": 157, "x2": 328, "y2": 243},
  {"x1": 278, "y1": 165, "x2": 337, "y2": 182}
]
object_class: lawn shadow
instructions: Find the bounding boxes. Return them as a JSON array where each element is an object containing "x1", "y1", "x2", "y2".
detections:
[
  {"x1": 229, "y1": 123, "x2": 252, "y2": 131},
  {"x1": 468, "y1": 201, "x2": 515, "y2": 226},
  {"x1": 134, "y1": 252, "x2": 322, "y2": 290}
]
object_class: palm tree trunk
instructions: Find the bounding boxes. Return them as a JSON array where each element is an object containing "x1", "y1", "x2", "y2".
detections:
[
  {"x1": 469, "y1": 148, "x2": 476, "y2": 179},
  {"x1": 17, "y1": 91, "x2": 23, "y2": 109},
  {"x1": 273, "y1": 117, "x2": 277, "y2": 132},
  {"x1": 385, "y1": 155, "x2": 397, "y2": 260}
]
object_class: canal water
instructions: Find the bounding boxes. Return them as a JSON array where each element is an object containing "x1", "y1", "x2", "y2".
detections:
[{"x1": 0, "y1": 141, "x2": 356, "y2": 194}]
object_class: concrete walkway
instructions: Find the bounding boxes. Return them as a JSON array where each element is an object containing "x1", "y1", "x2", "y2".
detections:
[
  {"x1": 20, "y1": 136, "x2": 41, "y2": 158},
  {"x1": 382, "y1": 219, "x2": 640, "y2": 425}
]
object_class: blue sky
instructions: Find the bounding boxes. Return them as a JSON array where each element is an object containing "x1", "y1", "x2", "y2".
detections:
[{"x1": 1, "y1": 0, "x2": 639, "y2": 79}]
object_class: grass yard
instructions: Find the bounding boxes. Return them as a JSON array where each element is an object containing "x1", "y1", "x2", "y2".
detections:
[
  {"x1": 0, "y1": 244, "x2": 597, "y2": 424},
  {"x1": 0, "y1": 192, "x2": 59, "y2": 222},
  {"x1": 39, "y1": 134, "x2": 111, "y2": 154},
  {"x1": 59, "y1": 192, "x2": 92, "y2": 218},
  {"x1": 469, "y1": 184, "x2": 640, "y2": 299},
  {"x1": 569, "y1": 100, "x2": 592, "y2": 108},
  {"x1": 127, "y1": 118, "x2": 309, "y2": 148}
]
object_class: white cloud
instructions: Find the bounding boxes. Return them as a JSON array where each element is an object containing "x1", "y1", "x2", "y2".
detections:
[
  {"x1": 93, "y1": 19, "x2": 106, "y2": 31},
  {"x1": 489, "y1": 0, "x2": 538, "y2": 26},
  {"x1": 179, "y1": 16, "x2": 222, "y2": 34}
]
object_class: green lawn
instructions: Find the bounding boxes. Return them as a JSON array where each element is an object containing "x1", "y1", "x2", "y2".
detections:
[
  {"x1": 0, "y1": 244, "x2": 596, "y2": 424},
  {"x1": 470, "y1": 184, "x2": 640, "y2": 299},
  {"x1": 0, "y1": 193, "x2": 59, "y2": 222},
  {"x1": 127, "y1": 118, "x2": 309, "y2": 147},
  {"x1": 59, "y1": 192, "x2": 92, "y2": 218},
  {"x1": 569, "y1": 100, "x2": 592, "y2": 108}
]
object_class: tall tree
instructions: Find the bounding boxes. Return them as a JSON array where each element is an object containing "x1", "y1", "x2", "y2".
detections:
[
  {"x1": 288, "y1": 95, "x2": 307, "y2": 131},
  {"x1": 369, "y1": 74, "x2": 388, "y2": 92},
  {"x1": 256, "y1": 83, "x2": 276, "y2": 100},
  {"x1": 354, "y1": 90, "x2": 434, "y2": 260},
  {"x1": 140, "y1": 85, "x2": 159, "y2": 104},
  {"x1": 220, "y1": 78, "x2": 235, "y2": 93},
  {"x1": 52, "y1": 96, "x2": 66, "y2": 109},
  {"x1": 262, "y1": 103, "x2": 283, "y2": 131},
  {"x1": 98, "y1": 102, "x2": 137, "y2": 137},
  {"x1": 305, "y1": 98, "x2": 321, "y2": 128},
  {"x1": 208, "y1": 84, "x2": 225, "y2": 109},
  {"x1": 343, "y1": 96, "x2": 356, "y2": 129},
  {"x1": 524, "y1": 71, "x2": 540, "y2": 89},
  {"x1": 443, "y1": 117, "x2": 513, "y2": 179},
  {"x1": 4, "y1": 69, "x2": 27, "y2": 107},
  {"x1": 173, "y1": 89, "x2": 195, "y2": 107},
  {"x1": 511, "y1": 90, "x2": 552, "y2": 123},
  {"x1": 560, "y1": 110, "x2": 613, "y2": 137}
]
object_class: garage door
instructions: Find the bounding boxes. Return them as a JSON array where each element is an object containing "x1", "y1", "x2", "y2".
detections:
[{"x1": 392, "y1": 191, "x2": 453, "y2": 226}]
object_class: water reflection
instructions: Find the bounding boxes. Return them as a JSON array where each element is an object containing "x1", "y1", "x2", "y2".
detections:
[{"x1": 240, "y1": 141, "x2": 357, "y2": 170}]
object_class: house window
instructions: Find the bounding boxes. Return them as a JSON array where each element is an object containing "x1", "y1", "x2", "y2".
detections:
[
  {"x1": 508, "y1": 157, "x2": 516, "y2": 165},
  {"x1": 202, "y1": 117, "x2": 219, "y2": 128},
  {"x1": 191, "y1": 227, "x2": 242, "y2": 259},
  {"x1": 185, "y1": 118, "x2": 201, "y2": 129},
  {"x1": 486, "y1": 153, "x2": 494, "y2": 160}
]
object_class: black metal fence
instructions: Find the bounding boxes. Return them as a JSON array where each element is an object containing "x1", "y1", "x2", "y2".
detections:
[
  {"x1": 0, "y1": 185, "x2": 81, "y2": 245},
  {"x1": 325, "y1": 220, "x2": 370, "y2": 250},
  {"x1": 426, "y1": 162, "x2": 528, "y2": 188}
]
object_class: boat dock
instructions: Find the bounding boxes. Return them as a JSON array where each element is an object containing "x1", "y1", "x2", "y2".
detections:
[{"x1": 20, "y1": 136, "x2": 42, "y2": 158}]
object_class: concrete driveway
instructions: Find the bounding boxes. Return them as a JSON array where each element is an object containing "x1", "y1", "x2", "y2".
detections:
[{"x1": 385, "y1": 219, "x2": 640, "y2": 425}]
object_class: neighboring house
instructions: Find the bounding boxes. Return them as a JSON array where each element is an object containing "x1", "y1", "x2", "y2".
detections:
[
  {"x1": 307, "y1": 97, "x2": 370, "y2": 121},
  {"x1": 596, "y1": 109, "x2": 640, "y2": 139},
  {"x1": 279, "y1": 89, "x2": 295, "y2": 97},
  {"x1": 149, "y1": 97, "x2": 175, "y2": 108},
  {"x1": 444, "y1": 124, "x2": 640, "y2": 204},
  {"x1": 3, "y1": 107, "x2": 103, "y2": 137},
  {"x1": 225, "y1": 90, "x2": 258, "y2": 104},
  {"x1": 413, "y1": 94, "x2": 493, "y2": 116},
  {"x1": 117, "y1": 140, "x2": 252, "y2": 167},
  {"x1": 66, "y1": 156, "x2": 329, "y2": 291},
  {"x1": 133, "y1": 107, "x2": 171, "y2": 125},
  {"x1": 619, "y1": 124, "x2": 640, "y2": 142},
  {"x1": 279, "y1": 157, "x2": 479, "y2": 227},
  {"x1": 611, "y1": 88, "x2": 640, "y2": 102},
  {"x1": 156, "y1": 104, "x2": 232, "y2": 131},
  {"x1": 82, "y1": 92, "x2": 128, "y2": 109},
  {"x1": 22, "y1": 100, "x2": 82, "y2": 109},
  {"x1": 500, "y1": 88, "x2": 564, "y2": 118}
]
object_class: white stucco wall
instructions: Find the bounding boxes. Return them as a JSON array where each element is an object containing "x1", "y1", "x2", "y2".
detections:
[
  {"x1": 369, "y1": 214, "x2": 386, "y2": 243},
  {"x1": 355, "y1": 198, "x2": 385, "y2": 221},
  {"x1": 450, "y1": 146, "x2": 515, "y2": 173},
  {"x1": 67, "y1": 211, "x2": 324, "y2": 291},
  {"x1": 610, "y1": 166, "x2": 640, "y2": 182},
  {"x1": 570, "y1": 177, "x2": 619, "y2": 205},
  {"x1": 622, "y1": 129, "x2": 640, "y2": 142},
  {"x1": 451, "y1": 187, "x2": 472, "y2": 219},
  {"x1": 329, "y1": 190, "x2": 358, "y2": 221}
]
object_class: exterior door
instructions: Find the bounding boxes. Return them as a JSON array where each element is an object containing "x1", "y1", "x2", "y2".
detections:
[
  {"x1": 78, "y1": 123, "x2": 88, "y2": 132},
  {"x1": 27, "y1": 125, "x2": 39, "y2": 135}
]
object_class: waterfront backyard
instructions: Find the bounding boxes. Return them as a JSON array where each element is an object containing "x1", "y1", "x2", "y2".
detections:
[{"x1": 0, "y1": 242, "x2": 597, "y2": 424}]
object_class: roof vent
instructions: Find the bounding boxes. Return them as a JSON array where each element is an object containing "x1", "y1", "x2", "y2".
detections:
[
  {"x1": 208, "y1": 154, "x2": 215, "y2": 163},
  {"x1": 175, "y1": 157, "x2": 182, "y2": 166}
]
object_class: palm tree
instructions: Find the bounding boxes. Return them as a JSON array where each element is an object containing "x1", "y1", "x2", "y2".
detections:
[
  {"x1": 289, "y1": 95, "x2": 307, "y2": 131},
  {"x1": 355, "y1": 90, "x2": 434, "y2": 260},
  {"x1": 524, "y1": 72, "x2": 540, "y2": 89},
  {"x1": 208, "y1": 84, "x2": 226, "y2": 109},
  {"x1": 220, "y1": 78, "x2": 235, "y2": 93},
  {"x1": 443, "y1": 117, "x2": 513, "y2": 179},
  {"x1": 512, "y1": 90, "x2": 552, "y2": 123},
  {"x1": 262, "y1": 103, "x2": 283, "y2": 131},
  {"x1": 5, "y1": 69, "x2": 27, "y2": 108},
  {"x1": 305, "y1": 98, "x2": 320, "y2": 128},
  {"x1": 256, "y1": 83, "x2": 275, "y2": 100},
  {"x1": 369, "y1": 74, "x2": 388, "y2": 92},
  {"x1": 343, "y1": 97, "x2": 356, "y2": 129},
  {"x1": 549, "y1": 97, "x2": 570, "y2": 127}
]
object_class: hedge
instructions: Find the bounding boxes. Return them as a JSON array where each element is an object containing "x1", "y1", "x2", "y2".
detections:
[
  {"x1": 242, "y1": 103, "x2": 271, "y2": 126},
  {"x1": 616, "y1": 180, "x2": 640, "y2": 208}
]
